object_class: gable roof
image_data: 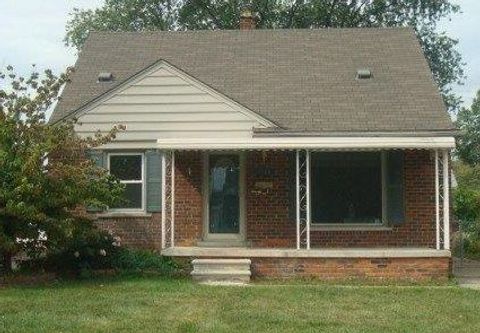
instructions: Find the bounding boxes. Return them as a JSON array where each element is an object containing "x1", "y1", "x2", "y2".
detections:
[{"x1": 51, "y1": 28, "x2": 455, "y2": 134}]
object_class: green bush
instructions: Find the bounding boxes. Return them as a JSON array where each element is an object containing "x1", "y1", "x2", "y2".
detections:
[
  {"x1": 111, "y1": 248, "x2": 178, "y2": 276},
  {"x1": 20, "y1": 219, "x2": 178, "y2": 277},
  {"x1": 453, "y1": 162, "x2": 480, "y2": 259},
  {"x1": 453, "y1": 219, "x2": 480, "y2": 259},
  {"x1": 38, "y1": 222, "x2": 120, "y2": 277}
]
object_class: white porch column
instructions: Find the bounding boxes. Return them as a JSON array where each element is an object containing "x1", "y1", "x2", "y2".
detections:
[
  {"x1": 170, "y1": 150, "x2": 175, "y2": 248},
  {"x1": 435, "y1": 150, "x2": 440, "y2": 250},
  {"x1": 296, "y1": 150, "x2": 301, "y2": 250},
  {"x1": 306, "y1": 149, "x2": 311, "y2": 250},
  {"x1": 442, "y1": 149, "x2": 450, "y2": 250},
  {"x1": 161, "y1": 152, "x2": 167, "y2": 249}
]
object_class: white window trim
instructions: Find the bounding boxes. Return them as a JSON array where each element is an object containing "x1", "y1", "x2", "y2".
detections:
[
  {"x1": 107, "y1": 152, "x2": 146, "y2": 213},
  {"x1": 310, "y1": 151, "x2": 388, "y2": 227}
]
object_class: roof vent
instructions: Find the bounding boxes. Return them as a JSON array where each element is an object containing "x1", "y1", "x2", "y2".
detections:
[
  {"x1": 356, "y1": 69, "x2": 372, "y2": 80},
  {"x1": 98, "y1": 72, "x2": 114, "y2": 82}
]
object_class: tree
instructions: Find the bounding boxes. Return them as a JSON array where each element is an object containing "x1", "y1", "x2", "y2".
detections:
[
  {"x1": 0, "y1": 66, "x2": 124, "y2": 272},
  {"x1": 456, "y1": 90, "x2": 480, "y2": 165},
  {"x1": 65, "y1": 0, "x2": 464, "y2": 113},
  {"x1": 65, "y1": 0, "x2": 179, "y2": 49},
  {"x1": 452, "y1": 161, "x2": 480, "y2": 258}
]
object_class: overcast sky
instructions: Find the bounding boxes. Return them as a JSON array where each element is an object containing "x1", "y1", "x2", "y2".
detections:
[{"x1": 1, "y1": 0, "x2": 478, "y2": 107}]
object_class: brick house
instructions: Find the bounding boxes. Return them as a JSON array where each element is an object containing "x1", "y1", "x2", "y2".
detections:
[{"x1": 50, "y1": 17, "x2": 456, "y2": 281}]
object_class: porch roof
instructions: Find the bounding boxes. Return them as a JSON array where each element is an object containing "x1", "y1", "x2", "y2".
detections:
[
  {"x1": 97, "y1": 135, "x2": 455, "y2": 150},
  {"x1": 151, "y1": 136, "x2": 455, "y2": 150}
]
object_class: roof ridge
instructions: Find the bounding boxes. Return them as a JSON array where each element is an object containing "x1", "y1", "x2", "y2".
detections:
[{"x1": 88, "y1": 26, "x2": 413, "y2": 35}]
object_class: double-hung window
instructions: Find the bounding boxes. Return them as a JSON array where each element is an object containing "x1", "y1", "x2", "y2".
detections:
[{"x1": 108, "y1": 153, "x2": 145, "y2": 211}]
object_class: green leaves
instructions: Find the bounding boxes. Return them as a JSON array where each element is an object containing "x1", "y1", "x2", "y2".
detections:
[
  {"x1": 456, "y1": 90, "x2": 480, "y2": 166},
  {"x1": 0, "y1": 66, "x2": 124, "y2": 270},
  {"x1": 65, "y1": 0, "x2": 179, "y2": 49}
]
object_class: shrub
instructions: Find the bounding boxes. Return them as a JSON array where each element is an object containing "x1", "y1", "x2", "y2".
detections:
[
  {"x1": 453, "y1": 219, "x2": 480, "y2": 259},
  {"x1": 18, "y1": 219, "x2": 120, "y2": 277},
  {"x1": 453, "y1": 162, "x2": 480, "y2": 259},
  {"x1": 38, "y1": 221, "x2": 120, "y2": 277},
  {"x1": 19, "y1": 218, "x2": 178, "y2": 278},
  {"x1": 111, "y1": 248, "x2": 178, "y2": 276}
]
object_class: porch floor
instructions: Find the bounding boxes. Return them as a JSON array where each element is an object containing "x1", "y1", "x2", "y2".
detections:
[{"x1": 161, "y1": 247, "x2": 450, "y2": 258}]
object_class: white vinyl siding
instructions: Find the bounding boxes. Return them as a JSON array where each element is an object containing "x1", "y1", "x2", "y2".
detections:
[{"x1": 75, "y1": 63, "x2": 270, "y2": 142}]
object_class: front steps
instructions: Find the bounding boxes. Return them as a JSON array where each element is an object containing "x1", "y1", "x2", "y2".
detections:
[{"x1": 191, "y1": 259, "x2": 252, "y2": 284}]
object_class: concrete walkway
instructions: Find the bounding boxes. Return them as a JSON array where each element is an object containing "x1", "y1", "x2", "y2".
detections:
[{"x1": 453, "y1": 258, "x2": 480, "y2": 289}]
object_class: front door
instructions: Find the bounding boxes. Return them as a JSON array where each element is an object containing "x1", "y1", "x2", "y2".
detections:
[{"x1": 206, "y1": 154, "x2": 242, "y2": 237}]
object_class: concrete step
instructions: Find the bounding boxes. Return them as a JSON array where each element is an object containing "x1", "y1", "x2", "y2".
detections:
[{"x1": 191, "y1": 259, "x2": 251, "y2": 284}]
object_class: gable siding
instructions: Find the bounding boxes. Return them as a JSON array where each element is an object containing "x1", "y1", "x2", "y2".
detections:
[{"x1": 74, "y1": 66, "x2": 266, "y2": 141}]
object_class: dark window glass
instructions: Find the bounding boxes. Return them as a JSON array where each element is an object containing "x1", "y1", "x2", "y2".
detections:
[
  {"x1": 209, "y1": 155, "x2": 240, "y2": 234},
  {"x1": 110, "y1": 155, "x2": 142, "y2": 181},
  {"x1": 111, "y1": 183, "x2": 142, "y2": 209},
  {"x1": 311, "y1": 152, "x2": 382, "y2": 224}
]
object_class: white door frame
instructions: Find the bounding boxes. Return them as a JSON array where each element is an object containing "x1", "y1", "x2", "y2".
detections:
[{"x1": 202, "y1": 151, "x2": 246, "y2": 241}]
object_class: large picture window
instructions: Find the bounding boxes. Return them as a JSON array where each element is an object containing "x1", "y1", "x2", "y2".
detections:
[
  {"x1": 311, "y1": 152, "x2": 384, "y2": 225},
  {"x1": 108, "y1": 153, "x2": 144, "y2": 210}
]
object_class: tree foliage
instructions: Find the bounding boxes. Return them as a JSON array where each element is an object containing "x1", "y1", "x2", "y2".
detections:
[
  {"x1": 65, "y1": 0, "x2": 464, "y2": 112},
  {"x1": 456, "y1": 90, "x2": 480, "y2": 165},
  {"x1": 65, "y1": 0, "x2": 179, "y2": 49},
  {"x1": 453, "y1": 161, "x2": 480, "y2": 258},
  {"x1": 0, "y1": 66, "x2": 124, "y2": 272}
]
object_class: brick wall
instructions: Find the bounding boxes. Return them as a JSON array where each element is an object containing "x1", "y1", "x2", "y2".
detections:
[
  {"x1": 246, "y1": 151, "x2": 295, "y2": 247},
  {"x1": 246, "y1": 150, "x2": 437, "y2": 248},
  {"x1": 94, "y1": 151, "x2": 203, "y2": 250},
  {"x1": 174, "y1": 151, "x2": 204, "y2": 246},
  {"x1": 96, "y1": 213, "x2": 162, "y2": 250},
  {"x1": 251, "y1": 256, "x2": 450, "y2": 281},
  {"x1": 97, "y1": 149, "x2": 439, "y2": 250}
]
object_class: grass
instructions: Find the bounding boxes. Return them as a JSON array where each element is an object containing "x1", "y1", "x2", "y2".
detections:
[{"x1": 1, "y1": 276, "x2": 480, "y2": 333}]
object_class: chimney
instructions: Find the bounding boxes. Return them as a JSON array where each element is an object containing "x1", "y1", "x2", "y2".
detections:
[{"x1": 239, "y1": 8, "x2": 256, "y2": 30}]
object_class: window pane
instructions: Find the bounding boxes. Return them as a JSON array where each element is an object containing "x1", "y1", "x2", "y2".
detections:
[
  {"x1": 110, "y1": 155, "x2": 142, "y2": 180},
  {"x1": 112, "y1": 183, "x2": 142, "y2": 209},
  {"x1": 311, "y1": 152, "x2": 382, "y2": 224}
]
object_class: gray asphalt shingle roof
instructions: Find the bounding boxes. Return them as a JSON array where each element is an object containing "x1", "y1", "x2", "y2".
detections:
[{"x1": 51, "y1": 28, "x2": 455, "y2": 133}]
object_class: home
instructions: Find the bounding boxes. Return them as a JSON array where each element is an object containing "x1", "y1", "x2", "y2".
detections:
[{"x1": 51, "y1": 14, "x2": 456, "y2": 281}]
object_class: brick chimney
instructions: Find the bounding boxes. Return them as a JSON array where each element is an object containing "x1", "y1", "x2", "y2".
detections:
[{"x1": 239, "y1": 9, "x2": 256, "y2": 30}]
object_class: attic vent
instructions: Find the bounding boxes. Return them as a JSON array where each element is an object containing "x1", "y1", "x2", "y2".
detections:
[
  {"x1": 356, "y1": 69, "x2": 372, "y2": 79},
  {"x1": 98, "y1": 72, "x2": 114, "y2": 82}
]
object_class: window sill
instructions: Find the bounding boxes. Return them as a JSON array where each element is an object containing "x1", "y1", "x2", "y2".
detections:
[
  {"x1": 96, "y1": 212, "x2": 152, "y2": 219},
  {"x1": 310, "y1": 224, "x2": 393, "y2": 232}
]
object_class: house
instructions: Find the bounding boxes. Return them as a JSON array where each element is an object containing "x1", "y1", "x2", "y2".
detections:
[{"x1": 51, "y1": 14, "x2": 456, "y2": 281}]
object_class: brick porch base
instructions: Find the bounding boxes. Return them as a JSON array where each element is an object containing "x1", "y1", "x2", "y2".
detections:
[{"x1": 251, "y1": 257, "x2": 450, "y2": 281}]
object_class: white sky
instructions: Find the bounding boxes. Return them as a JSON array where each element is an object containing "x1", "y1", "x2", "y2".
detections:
[{"x1": 0, "y1": 0, "x2": 478, "y2": 107}]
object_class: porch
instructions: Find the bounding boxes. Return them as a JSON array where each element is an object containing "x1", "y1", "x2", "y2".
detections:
[
  {"x1": 162, "y1": 246, "x2": 450, "y2": 258},
  {"x1": 158, "y1": 146, "x2": 453, "y2": 254}
]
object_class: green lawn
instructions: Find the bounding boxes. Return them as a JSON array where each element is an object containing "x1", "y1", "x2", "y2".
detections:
[{"x1": 1, "y1": 277, "x2": 480, "y2": 333}]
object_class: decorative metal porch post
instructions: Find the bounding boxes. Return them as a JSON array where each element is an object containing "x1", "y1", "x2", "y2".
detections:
[
  {"x1": 442, "y1": 149, "x2": 450, "y2": 250},
  {"x1": 161, "y1": 150, "x2": 175, "y2": 249},
  {"x1": 161, "y1": 152, "x2": 166, "y2": 249},
  {"x1": 296, "y1": 149, "x2": 311, "y2": 250},
  {"x1": 435, "y1": 150, "x2": 440, "y2": 250},
  {"x1": 434, "y1": 149, "x2": 450, "y2": 250}
]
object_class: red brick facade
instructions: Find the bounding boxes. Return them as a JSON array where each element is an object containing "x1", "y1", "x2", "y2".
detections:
[
  {"x1": 174, "y1": 151, "x2": 204, "y2": 246},
  {"x1": 246, "y1": 150, "x2": 437, "y2": 248},
  {"x1": 94, "y1": 149, "x2": 449, "y2": 279},
  {"x1": 251, "y1": 257, "x2": 450, "y2": 281},
  {"x1": 96, "y1": 150, "x2": 439, "y2": 250},
  {"x1": 96, "y1": 213, "x2": 162, "y2": 250}
]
